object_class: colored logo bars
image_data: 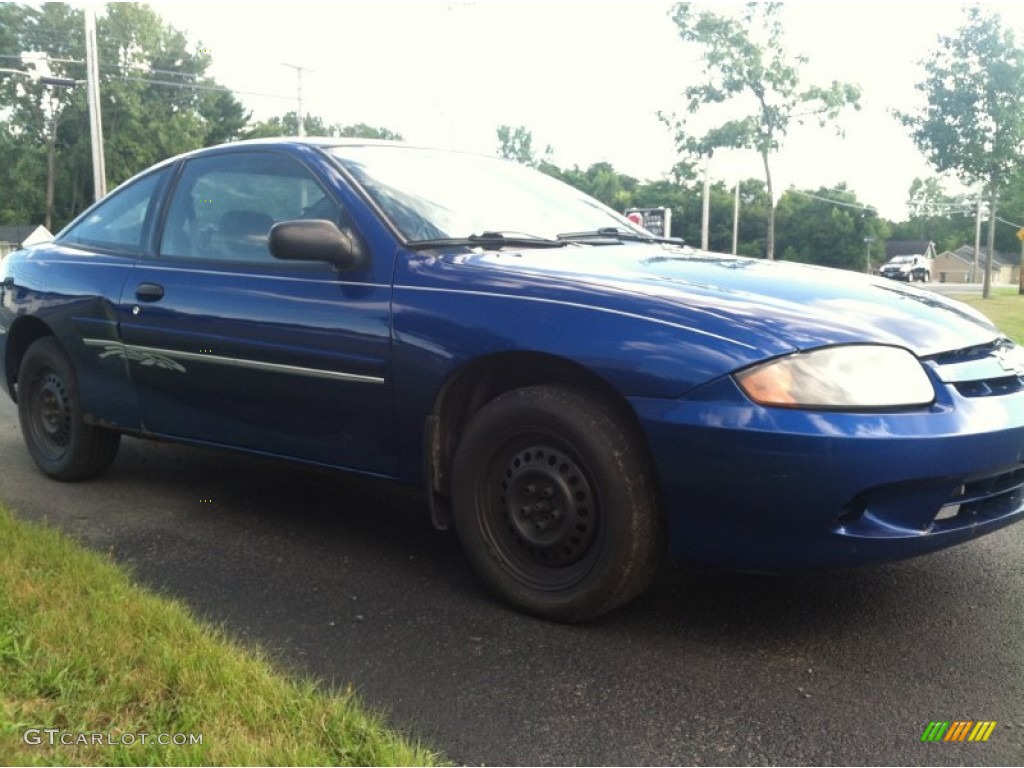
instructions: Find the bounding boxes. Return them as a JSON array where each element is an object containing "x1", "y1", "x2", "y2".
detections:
[{"x1": 921, "y1": 721, "x2": 997, "y2": 742}]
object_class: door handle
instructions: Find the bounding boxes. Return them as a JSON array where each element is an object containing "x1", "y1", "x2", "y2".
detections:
[{"x1": 135, "y1": 282, "x2": 165, "y2": 302}]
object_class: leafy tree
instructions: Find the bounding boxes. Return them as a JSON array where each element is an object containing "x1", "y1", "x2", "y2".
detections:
[
  {"x1": 244, "y1": 112, "x2": 403, "y2": 140},
  {"x1": 337, "y1": 122, "x2": 403, "y2": 140},
  {"x1": 888, "y1": 177, "x2": 976, "y2": 254},
  {"x1": 546, "y1": 161, "x2": 639, "y2": 211},
  {"x1": 201, "y1": 89, "x2": 250, "y2": 146},
  {"x1": 1, "y1": 3, "x2": 84, "y2": 228},
  {"x1": 732, "y1": 179, "x2": 772, "y2": 257},
  {"x1": 496, "y1": 124, "x2": 551, "y2": 167},
  {"x1": 899, "y1": 6, "x2": 1024, "y2": 295},
  {"x1": 0, "y1": 2, "x2": 249, "y2": 230},
  {"x1": 775, "y1": 185, "x2": 884, "y2": 271},
  {"x1": 664, "y1": 2, "x2": 860, "y2": 259}
]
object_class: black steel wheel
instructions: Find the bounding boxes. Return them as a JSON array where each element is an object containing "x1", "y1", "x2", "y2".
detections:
[
  {"x1": 451, "y1": 385, "x2": 665, "y2": 622},
  {"x1": 18, "y1": 337, "x2": 120, "y2": 481}
]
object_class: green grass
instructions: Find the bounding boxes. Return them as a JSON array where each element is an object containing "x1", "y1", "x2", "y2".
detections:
[
  {"x1": 949, "y1": 287, "x2": 1024, "y2": 344},
  {"x1": 0, "y1": 505, "x2": 444, "y2": 766}
]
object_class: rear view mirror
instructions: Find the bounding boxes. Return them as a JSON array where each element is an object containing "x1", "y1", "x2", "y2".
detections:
[{"x1": 269, "y1": 219, "x2": 369, "y2": 271}]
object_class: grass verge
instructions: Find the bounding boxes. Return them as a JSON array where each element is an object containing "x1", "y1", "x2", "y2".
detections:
[
  {"x1": 0, "y1": 505, "x2": 444, "y2": 766},
  {"x1": 949, "y1": 287, "x2": 1024, "y2": 344}
]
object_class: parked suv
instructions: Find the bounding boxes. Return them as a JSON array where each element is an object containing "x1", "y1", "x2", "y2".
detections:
[{"x1": 880, "y1": 255, "x2": 931, "y2": 282}]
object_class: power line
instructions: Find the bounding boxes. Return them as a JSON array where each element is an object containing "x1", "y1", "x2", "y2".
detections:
[
  {"x1": 111, "y1": 74, "x2": 291, "y2": 101},
  {"x1": 6, "y1": 51, "x2": 290, "y2": 99},
  {"x1": 996, "y1": 215, "x2": 1024, "y2": 229},
  {"x1": 790, "y1": 188, "x2": 877, "y2": 212}
]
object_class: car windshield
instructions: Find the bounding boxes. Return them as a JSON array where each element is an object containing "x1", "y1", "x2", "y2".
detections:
[
  {"x1": 327, "y1": 144, "x2": 647, "y2": 243},
  {"x1": 889, "y1": 256, "x2": 914, "y2": 264}
]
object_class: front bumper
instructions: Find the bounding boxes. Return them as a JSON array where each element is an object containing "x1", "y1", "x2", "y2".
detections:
[
  {"x1": 880, "y1": 270, "x2": 911, "y2": 281},
  {"x1": 631, "y1": 375, "x2": 1024, "y2": 569}
]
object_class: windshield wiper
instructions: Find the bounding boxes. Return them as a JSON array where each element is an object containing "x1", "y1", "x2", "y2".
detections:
[
  {"x1": 556, "y1": 227, "x2": 685, "y2": 246},
  {"x1": 407, "y1": 231, "x2": 567, "y2": 250}
]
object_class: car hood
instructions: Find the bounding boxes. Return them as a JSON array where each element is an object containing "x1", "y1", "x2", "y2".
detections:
[{"x1": 448, "y1": 245, "x2": 999, "y2": 358}]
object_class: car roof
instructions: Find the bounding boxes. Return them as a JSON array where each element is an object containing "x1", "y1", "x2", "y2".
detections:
[
  {"x1": 165, "y1": 136, "x2": 487, "y2": 168},
  {"x1": 228, "y1": 136, "x2": 401, "y2": 149}
]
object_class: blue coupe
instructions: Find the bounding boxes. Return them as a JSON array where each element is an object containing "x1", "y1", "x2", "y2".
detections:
[{"x1": 3, "y1": 139, "x2": 1023, "y2": 621}]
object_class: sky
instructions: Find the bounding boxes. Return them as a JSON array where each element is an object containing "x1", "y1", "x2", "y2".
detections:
[{"x1": 149, "y1": 0, "x2": 1024, "y2": 221}]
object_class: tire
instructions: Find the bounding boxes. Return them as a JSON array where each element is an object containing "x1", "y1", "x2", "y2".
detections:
[
  {"x1": 923, "y1": 270, "x2": 931, "y2": 283},
  {"x1": 451, "y1": 385, "x2": 665, "y2": 622},
  {"x1": 17, "y1": 337, "x2": 120, "y2": 481}
]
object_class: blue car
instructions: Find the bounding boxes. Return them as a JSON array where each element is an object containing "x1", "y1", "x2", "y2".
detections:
[{"x1": 2, "y1": 138, "x2": 1023, "y2": 621}]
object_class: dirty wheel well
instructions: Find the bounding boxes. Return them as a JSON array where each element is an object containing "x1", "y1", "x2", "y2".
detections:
[
  {"x1": 5, "y1": 317, "x2": 54, "y2": 401},
  {"x1": 426, "y1": 352, "x2": 650, "y2": 529}
]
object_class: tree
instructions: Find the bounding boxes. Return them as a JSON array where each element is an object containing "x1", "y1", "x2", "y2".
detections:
[
  {"x1": 899, "y1": 6, "x2": 1024, "y2": 296},
  {"x1": 337, "y1": 122, "x2": 403, "y2": 140},
  {"x1": 664, "y1": 2, "x2": 860, "y2": 259},
  {"x1": 890, "y1": 177, "x2": 976, "y2": 254},
  {"x1": 775, "y1": 186, "x2": 885, "y2": 271},
  {"x1": 1, "y1": 3, "x2": 85, "y2": 228},
  {"x1": 496, "y1": 124, "x2": 551, "y2": 167},
  {"x1": 0, "y1": 3, "x2": 250, "y2": 230},
  {"x1": 244, "y1": 113, "x2": 403, "y2": 140},
  {"x1": 548, "y1": 162, "x2": 638, "y2": 210}
]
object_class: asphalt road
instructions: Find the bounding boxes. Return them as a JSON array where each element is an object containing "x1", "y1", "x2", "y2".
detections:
[{"x1": 1, "y1": 393, "x2": 1022, "y2": 766}]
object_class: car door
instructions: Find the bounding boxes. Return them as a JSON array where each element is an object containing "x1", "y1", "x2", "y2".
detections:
[
  {"x1": 24, "y1": 165, "x2": 175, "y2": 431},
  {"x1": 117, "y1": 148, "x2": 396, "y2": 475}
]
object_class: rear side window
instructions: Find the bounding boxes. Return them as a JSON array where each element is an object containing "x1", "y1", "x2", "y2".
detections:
[
  {"x1": 159, "y1": 151, "x2": 341, "y2": 263},
  {"x1": 61, "y1": 168, "x2": 169, "y2": 254}
]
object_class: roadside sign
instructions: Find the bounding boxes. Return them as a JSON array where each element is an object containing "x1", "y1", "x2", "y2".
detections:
[{"x1": 625, "y1": 207, "x2": 672, "y2": 238}]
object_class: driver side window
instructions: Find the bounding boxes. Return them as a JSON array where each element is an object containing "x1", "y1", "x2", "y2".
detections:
[{"x1": 160, "y1": 151, "x2": 342, "y2": 262}]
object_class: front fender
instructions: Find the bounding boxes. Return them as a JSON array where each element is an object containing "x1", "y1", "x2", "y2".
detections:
[
  {"x1": 0, "y1": 246, "x2": 141, "y2": 430},
  {"x1": 389, "y1": 251, "x2": 789, "y2": 482}
]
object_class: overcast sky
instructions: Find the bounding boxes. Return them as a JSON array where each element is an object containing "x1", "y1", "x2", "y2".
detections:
[{"x1": 152, "y1": 1, "x2": 1024, "y2": 220}]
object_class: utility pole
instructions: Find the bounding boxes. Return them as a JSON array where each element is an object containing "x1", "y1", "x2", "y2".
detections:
[
  {"x1": 45, "y1": 84, "x2": 57, "y2": 230},
  {"x1": 84, "y1": 7, "x2": 106, "y2": 201},
  {"x1": 732, "y1": 179, "x2": 739, "y2": 255},
  {"x1": 282, "y1": 62, "x2": 311, "y2": 137},
  {"x1": 12, "y1": 56, "x2": 77, "y2": 228},
  {"x1": 973, "y1": 196, "x2": 983, "y2": 284}
]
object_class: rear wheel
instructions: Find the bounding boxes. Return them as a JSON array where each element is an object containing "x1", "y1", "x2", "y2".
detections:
[
  {"x1": 18, "y1": 337, "x2": 120, "y2": 481},
  {"x1": 451, "y1": 385, "x2": 665, "y2": 622}
]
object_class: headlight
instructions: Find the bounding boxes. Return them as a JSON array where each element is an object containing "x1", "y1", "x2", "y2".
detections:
[{"x1": 735, "y1": 345, "x2": 935, "y2": 409}]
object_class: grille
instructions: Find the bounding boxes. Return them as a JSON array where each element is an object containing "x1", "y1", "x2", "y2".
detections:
[
  {"x1": 935, "y1": 464, "x2": 1024, "y2": 525},
  {"x1": 928, "y1": 339, "x2": 1024, "y2": 399},
  {"x1": 954, "y1": 375, "x2": 1024, "y2": 398}
]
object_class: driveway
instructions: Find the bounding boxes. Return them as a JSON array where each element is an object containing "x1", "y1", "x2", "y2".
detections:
[{"x1": 1, "y1": 393, "x2": 1022, "y2": 765}]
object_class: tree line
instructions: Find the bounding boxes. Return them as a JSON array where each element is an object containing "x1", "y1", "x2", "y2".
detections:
[
  {"x1": 3, "y1": 2, "x2": 1024, "y2": 285},
  {"x1": 497, "y1": 122, "x2": 1024, "y2": 272},
  {"x1": 0, "y1": 3, "x2": 398, "y2": 231}
]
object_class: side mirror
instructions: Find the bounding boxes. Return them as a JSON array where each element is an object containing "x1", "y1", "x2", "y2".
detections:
[{"x1": 268, "y1": 219, "x2": 369, "y2": 271}]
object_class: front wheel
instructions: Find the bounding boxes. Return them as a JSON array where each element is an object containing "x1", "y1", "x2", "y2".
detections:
[
  {"x1": 17, "y1": 337, "x2": 120, "y2": 481},
  {"x1": 451, "y1": 385, "x2": 665, "y2": 622}
]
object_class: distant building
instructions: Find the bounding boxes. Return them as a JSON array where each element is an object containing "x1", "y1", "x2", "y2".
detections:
[
  {"x1": 933, "y1": 245, "x2": 1018, "y2": 284},
  {"x1": 0, "y1": 225, "x2": 53, "y2": 258}
]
